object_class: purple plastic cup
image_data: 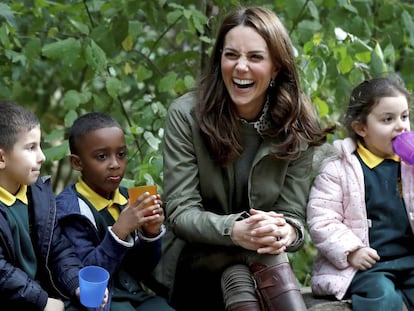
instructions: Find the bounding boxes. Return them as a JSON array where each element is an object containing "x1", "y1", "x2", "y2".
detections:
[{"x1": 392, "y1": 131, "x2": 414, "y2": 165}]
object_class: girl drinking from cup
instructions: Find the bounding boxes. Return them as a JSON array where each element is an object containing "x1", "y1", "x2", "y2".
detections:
[{"x1": 307, "y1": 76, "x2": 414, "y2": 311}]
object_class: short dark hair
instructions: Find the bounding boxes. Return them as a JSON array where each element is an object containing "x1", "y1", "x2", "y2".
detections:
[
  {"x1": 68, "y1": 112, "x2": 122, "y2": 155},
  {"x1": 0, "y1": 101, "x2": 39, "y2": 151},
  {"x1": 345, "y1": 76, "x2": 412, "y2": 142}
]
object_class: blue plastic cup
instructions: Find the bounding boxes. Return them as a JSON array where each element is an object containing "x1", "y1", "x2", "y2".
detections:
[{"x1": 79, "y1": 266, "x2": 109, "y2": 308}]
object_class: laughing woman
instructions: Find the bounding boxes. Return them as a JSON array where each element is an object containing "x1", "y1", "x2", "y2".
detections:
[{"x1": 157, "y1": 6, "x2": 334, "y2": 311}]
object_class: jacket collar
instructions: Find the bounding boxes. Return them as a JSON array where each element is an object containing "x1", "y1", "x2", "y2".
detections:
[
  {"x1": 0, "y1": 185, "x2": 28, "y2": 206},
  {"x1": 356, "y1": 140, "x2": 400, "y2": 169},
  {"x1": 75, "y1": 177, "x2": 127, "y2": 212}
]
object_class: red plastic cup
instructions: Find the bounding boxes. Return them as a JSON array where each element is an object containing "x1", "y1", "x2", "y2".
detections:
[{"x1": 392, "y1": 131, "x2": 414, "y2": 165}]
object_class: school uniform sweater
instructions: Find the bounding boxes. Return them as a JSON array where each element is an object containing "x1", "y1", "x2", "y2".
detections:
[{"x1": 356, "y1": 154, "x2": 414, "y2": 260}]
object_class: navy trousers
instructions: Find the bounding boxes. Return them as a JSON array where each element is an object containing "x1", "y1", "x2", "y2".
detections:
[{"x1": 347, "y1": 255, "x2": 414, "y2": 311}]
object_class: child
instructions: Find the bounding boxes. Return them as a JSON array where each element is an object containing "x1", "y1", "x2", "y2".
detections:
[
  {"x1": 307, "y1": 76, "x2": 414, "y2": 311},
  {"x1": 56, "y1": 112, "x2": 174, "y2": 311},
  {"x1": 0, "y1": 101, "x2": 84, "y2": 310}
]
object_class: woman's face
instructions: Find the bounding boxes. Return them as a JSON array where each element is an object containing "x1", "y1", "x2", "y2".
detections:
[{"x1": 221, "y1": 25, "x2": 278, "y2": 120}]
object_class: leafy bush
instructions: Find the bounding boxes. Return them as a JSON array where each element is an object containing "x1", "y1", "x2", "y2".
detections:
[{"x1": 1, "y1": 0, "x2": 414, "y2": 285}]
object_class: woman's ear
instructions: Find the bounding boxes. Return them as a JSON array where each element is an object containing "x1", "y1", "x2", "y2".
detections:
[
  {"x1": 0, "y1": 149, "x2": 6, "y2": 170},
  {"x1": 69, "y1": 154, "x2": 83, "y2": 172},
  {"x1": 351, "y1": 120, "x2": 367, "y2": 137},
  {"x1": 272, "y1": 66, "x2": 280, "y2": 80}
]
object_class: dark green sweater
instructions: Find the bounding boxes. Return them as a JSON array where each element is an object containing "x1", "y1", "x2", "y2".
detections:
[{"x1": 357, "y1": 154, "x2": 414, "y2": 260}]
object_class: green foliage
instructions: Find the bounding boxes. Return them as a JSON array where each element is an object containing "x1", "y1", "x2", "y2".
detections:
[{"x1": 1, "y1": 0, "x2": 414, "y2": 285}]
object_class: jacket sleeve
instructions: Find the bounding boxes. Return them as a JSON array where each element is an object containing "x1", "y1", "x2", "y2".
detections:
[
  {"x1": 307, "y1": 160, "x2": 365, "y2": 269},
  {"x1": 163, "y1": 95, "x2": 242, "y2": 246},
  {"x1": 273, "y1": 147, "x2": 314, "y2": 251},
  {"x1": 32, "y1": 179, "x2": 82, "y2": 299},
  {"x1": 0, "y1": 244, "x2": 48, "y2": 309},
  {"x1": 48, "y1": 220, "x2": 82, "y2": 297}
]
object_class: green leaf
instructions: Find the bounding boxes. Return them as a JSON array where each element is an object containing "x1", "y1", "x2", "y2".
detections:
[
  {"x1": 106, "y1": 76, "x2": 122, "y2": 99},
  {"x1": 5, "y1": 50, "x2": 26, "y2": 65},
  {"x1": 166, "y1": 10, "x2": 182, "y2": 24},
  {"x1": 69, "y1": 19, "x2": 90, "y2": 35},
  {"x1": 130, "y1": 126, "x2": 144, "y2": 135},
  {"x1": 23, "y1": 38, "x2": 41, "y2": 62},
  {"x1": 41, "y1": 38, "x2": 81, "y2": 66},
  {"x1": 85, "y1": 40, "x2": 107, "y2": 73},
  {"x1": 0, "y1": 3, "x2": 16, "y2": 28},
  {"x1": 371, "y1": 43, "x2": 387, "y2": 75},
  {"x1": 355, "y1": 51, "x2": 371, "y2": 63},
  {"x1": 337, "y1": 54, "x2": 354, "y2": 74},
  {"x1": 64, "y1": 110, "x2": 78, "y2": 128},
  {"x1": 43, "y1": 141, "x2": 69, "y2": 162},
  {"x1": 63, "y1": 90, "x2": 83, "y2": 110},
  {"x1": 184, "y1": 75, "x2": 195, "y2": 89},
  {"x1": 401, "y1": 10, "x2": 414, "y2": 47},
  {"x1": 191, "y1": 10, "x2": 208, "y2": 35},
  {"x1": 0, "y1": 25, "x2": 10, "y2": 48},
  {"x1": 158, "y1": 72, "x2": 177, "y2": 93},
  {"x1": 136, "y1": 65, "x2": 153, "y2": 82},
  {"x1": 313, "y1": 97, "x2": 329, "y2": 118},
  {"x1": 44, "y1": 129, "x2": 65, "y2": 143},
  {"x1": 143, "y1": 131, "x2": 161, "y2": 150}
]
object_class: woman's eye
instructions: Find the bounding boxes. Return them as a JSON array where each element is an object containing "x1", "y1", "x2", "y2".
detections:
[
  {"x1": 224, "y1": 52, "x2": 238, "y2": 59},
  {"x1": 118, "y1": 151, "x2": 126, "y2": 159},
  {"x1": 250, "y1": 54, "x2": 264, "y2": 60}
]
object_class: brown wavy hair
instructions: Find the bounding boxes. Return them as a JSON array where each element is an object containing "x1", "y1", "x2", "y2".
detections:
[{"x1": 196, "y1": 6, "x2": 334, "y2": 166}]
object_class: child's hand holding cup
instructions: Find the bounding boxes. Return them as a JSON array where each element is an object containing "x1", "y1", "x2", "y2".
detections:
[
  {"x1": 128, "y1": 185, "x2": 158, "y2": 208},
  {"x1": 79, "y1": 266, "x2": 109, "y2": 309}
]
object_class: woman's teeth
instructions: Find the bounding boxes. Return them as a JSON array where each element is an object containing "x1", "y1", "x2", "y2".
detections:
[{"x1": 233, "y1": 78, "x2": 254, "y2": 88}]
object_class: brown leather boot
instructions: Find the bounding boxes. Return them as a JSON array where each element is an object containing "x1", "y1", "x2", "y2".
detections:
[
  {"x1": 228, "y1": 301, "x2": 262, "y2": 311},
  {"x1": 222, "y1": 264, "x2": 262, "y2": 311},
  {"x1": 251, "y1": 262, "x2": 307, "y2": 311}
]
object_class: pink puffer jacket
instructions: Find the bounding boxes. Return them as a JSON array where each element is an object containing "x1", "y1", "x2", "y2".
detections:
[{"x1": 307, "y1": 138, "x2": 414, "y2": 299}]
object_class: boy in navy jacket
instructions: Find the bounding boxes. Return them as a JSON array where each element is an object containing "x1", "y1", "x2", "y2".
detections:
[
  {"x1": 0, "y1": 101, "x2": 84, "y2": 310},
  {"x1": 56, "y1": 112, "x2": 173, "y2": 311}
]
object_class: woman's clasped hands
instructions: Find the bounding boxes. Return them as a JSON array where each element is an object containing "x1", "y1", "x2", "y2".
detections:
[{"x1": 231, "y1": 208, "x2": 297, "y2": 254}]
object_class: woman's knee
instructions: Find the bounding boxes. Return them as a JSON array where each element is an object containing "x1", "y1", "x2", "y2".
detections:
[{"x1": 221, "y1": 264, "x2": 259, "y2": 309}]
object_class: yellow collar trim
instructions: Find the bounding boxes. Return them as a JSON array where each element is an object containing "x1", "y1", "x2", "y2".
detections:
[
  {"x1": 75, "y1": 177, "x2": 127, "y2": 211},
  {"x1": 0, "y1": 184, "x2": 28, "y2": 206},
  {"x1": 357, "y1": 141, "x2": 400, "y2": 169}
]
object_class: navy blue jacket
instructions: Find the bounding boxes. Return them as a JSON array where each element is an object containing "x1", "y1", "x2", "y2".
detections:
[
  {"x1": 0, "y1": 176, "x2": 82, "y2": 310},
  {"x1": 56, "y1": 184, "x2": 162, "y2": 309}
]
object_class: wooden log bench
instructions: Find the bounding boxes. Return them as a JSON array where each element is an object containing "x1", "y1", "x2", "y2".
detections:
[
  {"x1": 301, "y1": 287, "x2": 408, "y2": 311},
  {"x1": 301, "y1": 287, "x2": 352, "y2": 311}
]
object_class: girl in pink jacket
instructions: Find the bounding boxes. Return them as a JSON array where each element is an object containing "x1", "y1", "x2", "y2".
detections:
[{"x1": 307, "y1": 76, "x2": 414, "y2": 311}]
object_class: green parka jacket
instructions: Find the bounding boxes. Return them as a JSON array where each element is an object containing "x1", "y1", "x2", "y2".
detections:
[{"x1": 155, "y1": 91, "x2": 314, "y2": 292}]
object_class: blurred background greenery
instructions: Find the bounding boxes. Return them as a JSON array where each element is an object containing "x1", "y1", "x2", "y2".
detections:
[{"x1": 1, "y1": 0, "x2": 413, "y2": 285}]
